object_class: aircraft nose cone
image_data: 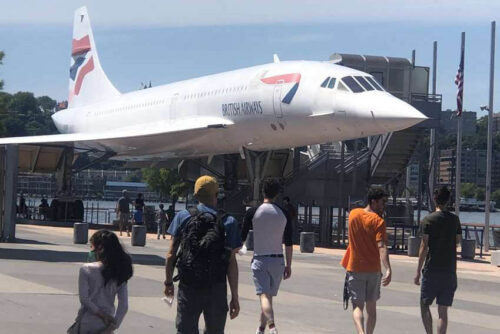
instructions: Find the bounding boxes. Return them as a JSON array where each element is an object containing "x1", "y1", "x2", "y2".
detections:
[{"x1": 374, "y1": 96, "x2": 428, "y2": 132}]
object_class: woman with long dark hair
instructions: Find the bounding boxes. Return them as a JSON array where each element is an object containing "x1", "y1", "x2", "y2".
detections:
[{"x1": 70, "y1": 230, "x2": 133, "y2": 333}]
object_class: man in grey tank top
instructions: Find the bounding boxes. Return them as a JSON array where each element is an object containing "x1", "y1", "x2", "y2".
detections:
[{"x1": 241, "y1": 179, "x2": 293, "y2": 334}]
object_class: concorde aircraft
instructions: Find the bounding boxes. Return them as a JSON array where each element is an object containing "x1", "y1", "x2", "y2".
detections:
[{"x1": 0, "y1": 6, "x2": 427, "y2": 161}]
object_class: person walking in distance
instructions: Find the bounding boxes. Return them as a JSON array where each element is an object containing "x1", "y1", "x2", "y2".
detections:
[
  {"x1": 116, "y1": 190, "x2": 132, "y2": 236},
  {"x1": 241, "y1": 179, "x2": 293, "y2": 334},
  {"x1": 70, "y1": 230, "x2": 133, "y2": 333},
  {"x1": 414, "y1": 186, "x2": 462, "y2": 334},
  {"x1": 157, "y1": 203, "x2": 169, "y2": 240},
  {"x1": 164, "y1": 175, "x2": 241, "y2": 334},
  {"x1": 341, "y1": 187, "x2": 392, "y2": 334}
]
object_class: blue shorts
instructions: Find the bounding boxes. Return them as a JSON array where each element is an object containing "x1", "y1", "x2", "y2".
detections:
[
  {"x1": 421, "y1": 271, "x2": 457, "y2": 306},
  {"x1": 251, "y1": 256, "x2": 284, "y2": 296}
]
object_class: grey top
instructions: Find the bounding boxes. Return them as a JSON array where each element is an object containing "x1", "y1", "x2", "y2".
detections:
[
  {"x1": 117, "y1": 197, "x2": 132, "y2": 213},
  {"x1": 242, "y1": 203, "x2": 293, "y2": 256},
  {"x1": 78, "y1": 262, "x2": 128, "y2": 329}
]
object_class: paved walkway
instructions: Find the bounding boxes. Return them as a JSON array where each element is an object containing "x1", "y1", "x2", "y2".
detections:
[{"x1": 0, "y1": 225, "x2": 499, "y2": 333}]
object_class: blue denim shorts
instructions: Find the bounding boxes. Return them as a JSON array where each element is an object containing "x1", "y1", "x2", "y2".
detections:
[{"x1": 251, "y1": 256, "x2": 285, "y2": 296}]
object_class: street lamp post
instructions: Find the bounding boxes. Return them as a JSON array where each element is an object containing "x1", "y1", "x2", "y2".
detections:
[{"x1": 483, "y1": 21, "x2": 496, "y2": 253}]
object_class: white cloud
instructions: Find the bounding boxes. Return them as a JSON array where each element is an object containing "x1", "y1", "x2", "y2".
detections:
[{"x1": 0, "y1": 0, "x2": 498, "y2": 27}]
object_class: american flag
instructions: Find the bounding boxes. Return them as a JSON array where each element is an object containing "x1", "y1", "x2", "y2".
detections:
[{"x1": 454, "y1": 47, "x2": 464, "y2": 117}]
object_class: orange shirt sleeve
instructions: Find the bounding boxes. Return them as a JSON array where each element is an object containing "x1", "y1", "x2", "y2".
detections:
[{"x1": 375, "y1": 217, "x2": 387, "y2": 243}]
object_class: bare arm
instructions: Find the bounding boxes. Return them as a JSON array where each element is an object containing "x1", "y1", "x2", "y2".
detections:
[
  {"x1": 227, "y1": 252, "x2": 240, "y2": 319},
  {"x1": 164, "y1": 237, "x2": 178, "y2": 297},
  {"x1": 113, "y1": 283, "x2": 129, "y2": 329},
  {"x1": 414, "y1": 235, "x2": 429, "y2": 285},
  {"x1": 378, "y1": 240, "x2": 391, "y2": 286}
]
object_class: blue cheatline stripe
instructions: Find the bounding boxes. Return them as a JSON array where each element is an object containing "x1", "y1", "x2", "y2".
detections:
[
  {"x1": 281, "y1": 82, "x2": 299, "y2": 104},
  {"x1": 69, "y1": 56, "x2": 86, "y2": 80}
]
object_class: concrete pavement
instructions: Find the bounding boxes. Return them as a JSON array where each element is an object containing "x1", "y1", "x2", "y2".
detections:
[{"x1": 0, "y1": 224, "x2": 499, "y2": 333}]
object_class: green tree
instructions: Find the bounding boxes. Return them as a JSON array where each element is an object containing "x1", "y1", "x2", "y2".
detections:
[
  {"x1": 142, "y1": 168, "x2": 189, "y2": 206},
  {"x1": 9, "y1": 91, "x2": 38, "y2": 115},
  {"x1": 36, "y1": 96, "x2": 56, "y2": 113},
  {"x1": 492, "y1": 189, "x2": 500, "y2": 209},
  {"x1": 475, "y1": 187, "x2": 485, "y2": 201},
  {"x1": 461, "y1": 183, "x2": 477, "y2": 198}
]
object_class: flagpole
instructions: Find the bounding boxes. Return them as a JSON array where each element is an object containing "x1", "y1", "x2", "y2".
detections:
[
  {"x1": 429, "y1": 41, "x2": 437, "y2": 211},
  {"x1": 485, "y1": 21, "x2": 495, "y2": 253},
  {"x1": 455, "y1": 32, "x2": 465, "y2": 216}
]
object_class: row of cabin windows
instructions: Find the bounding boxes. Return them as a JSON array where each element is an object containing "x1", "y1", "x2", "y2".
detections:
[
  {"x1": 93, "y1": 100, "x2": 167, "y2": 116},
  {"x1": 320, "y1": 75, "x2": 385, "y2": 93},
  {"x1": 183, "y1": 85, "x2": 248, "y2": 100},
  {"x1": 92, "y1": 85, "x2": 250, "y2": 116}
]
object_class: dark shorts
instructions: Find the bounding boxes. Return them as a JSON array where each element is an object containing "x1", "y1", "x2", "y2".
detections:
[
  {"x1": 176, "y1": 282, "x2": 228, "y2": 334},
  {"x1": 421, "y1": 271, "x2": 457, "y2": 307}
]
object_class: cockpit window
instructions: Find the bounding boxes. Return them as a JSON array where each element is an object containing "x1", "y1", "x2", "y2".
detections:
[
  {"x1": 354, "y1": 76, "x2": 374, "y2": 91},
  {"x1": 320, "y1": 77, "x2": 330, "y2": 88},
  {"x1": 342, "y1": 76, "x2": 365, "y2": 93},
  {"x1": 337, "y1": 81, "x2": 349, "y2": 92},
  {"x1": 365, "y1": 76, "x2": 384, "y2": 91},
  {"x1": 327, "y1": 77, "x2": 336, "y2": 89}
]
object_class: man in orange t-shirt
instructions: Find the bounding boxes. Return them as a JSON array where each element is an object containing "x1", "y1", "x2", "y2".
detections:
[{"x1": 341, "y1": 187, "x2": 392, "y2": 334}]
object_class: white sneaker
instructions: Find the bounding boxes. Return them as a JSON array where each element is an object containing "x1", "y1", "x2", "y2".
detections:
[
  {"x1": 269, "y1": 328, "x2": 278, "y2": 334},
  {"x1": 256, "y1": 328, "x2": 265, "y2": 334}
]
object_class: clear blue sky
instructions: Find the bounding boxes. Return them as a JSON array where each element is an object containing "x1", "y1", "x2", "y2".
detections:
[{"x1": 0, "y1": 0, "x2": 499, "y2": 117}]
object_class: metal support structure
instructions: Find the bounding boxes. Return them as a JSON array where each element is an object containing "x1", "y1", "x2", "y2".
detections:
[
  {"x1": 485, "y1": 21, "x2": 496, "y2": 252},
  {"x1": 337, "y1": 142, "x2": 345, "y2": 245},
  {"x1": 2, "y1": 145, "x2": 19, "y2": 241},
  {"x1": 455, "y1": 32, "x2": 465, "y2": 216},
  {"x1": 243, "y1": 148, "x2": 272, "y2": 206},
  {"x1": 55, "y1": 147, "x2": 74, "y2": 195},
  {"x1": 428, "y1": 41, "x2": 438, "y2": 211},
  {"x1": 74, "y1": 151, "x2": 116, "y2": 173}
]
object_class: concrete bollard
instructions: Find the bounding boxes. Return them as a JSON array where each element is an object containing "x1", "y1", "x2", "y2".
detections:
[
  {"x1": 461, "y1": 239, "x2": 476, "y2": 260},
  {"x1": 132, "y1": 225, "x2": 147, "y2": 247},
  {"x1": 300, "y1": 232, "x2": 315, "y2": 253},
  {"x1": 73, "y1": 223, "x2": 88, "y2": 244},
  {"x1": 491, "y1": 250, "x2": 500, "y2": 267},
  {"x1": 407, "y1": 236, "x2": 421, "y2": 257},
  {"x1": 493, "y1": 230, "x2": 500, "y2": 248},
  {"x1": 245, "y1": 230, "x2": 254, "y2": 251}
]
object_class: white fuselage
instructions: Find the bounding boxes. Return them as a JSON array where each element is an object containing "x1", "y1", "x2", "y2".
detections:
[{"x1": 52, "y1": 61, "x2": 425, "y2": 161}]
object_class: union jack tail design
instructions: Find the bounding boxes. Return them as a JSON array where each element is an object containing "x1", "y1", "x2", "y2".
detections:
[
  {"x1": 261, "y1": 73, "x2": 301, "y2": 104},
  {"x1": 68, "y1": 7, "x2": 120, "y2": 108},
  {"x1": 454, "y1": 47, "x2": 464, "y2": 117}
]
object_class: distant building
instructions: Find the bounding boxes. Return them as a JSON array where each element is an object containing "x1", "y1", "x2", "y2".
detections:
[
  {"x1": 56, "y1": 100, "x2": 68, "y2": 111},
  {"x1": 438, "y1": 149, "x2": 500, "y2": 191},
  {"x1": 493, "y1": 112, "x2": 500, "y2": 133},
  {"x1": 440, "y1": 110, "x2": 476, "y2": 136},
  {"x1": 103, "y1": 181, "x2": 158, "y2": 201}
]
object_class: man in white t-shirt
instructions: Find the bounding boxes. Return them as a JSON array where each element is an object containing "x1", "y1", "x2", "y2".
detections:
[{"x1": 241, "y1": 179, "x2": 293, "y2": 334}]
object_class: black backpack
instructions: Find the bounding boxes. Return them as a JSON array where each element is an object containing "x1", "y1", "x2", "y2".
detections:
[{"x1": 173, "y1": 208, "x2": 231, "y2": 289}]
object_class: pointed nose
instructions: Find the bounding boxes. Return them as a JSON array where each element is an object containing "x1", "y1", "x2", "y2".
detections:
[{"x1": 373, "y1": 95, "x2": 427, "y2": 132}]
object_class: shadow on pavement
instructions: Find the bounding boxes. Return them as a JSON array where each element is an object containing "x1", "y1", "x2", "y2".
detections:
[
  {"x1": 0, "y1": 248, "x2": 165, "y2": 266},
  {"x1": 14, "y1": 238, "x2": 55, "y2": 245}
]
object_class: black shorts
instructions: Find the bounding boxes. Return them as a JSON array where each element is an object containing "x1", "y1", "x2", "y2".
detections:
[{"x1": 421, "y1": 271, "x2": 457, "y2": 307}]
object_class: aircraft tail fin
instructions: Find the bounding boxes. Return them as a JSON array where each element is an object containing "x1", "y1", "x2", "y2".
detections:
[{"x1": 68, "y1": 6, "x2": 120, "y2": 108}]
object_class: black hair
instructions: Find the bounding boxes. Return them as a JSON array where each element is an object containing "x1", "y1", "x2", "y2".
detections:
[
  {"x1": 90, "y1": 230, "x2": 133, "y2": 286},
  {"x1": 262, "y1": 178, "x2": 281, "y2": 199},
  {"x1": 159, "y1": 203, "x2": 164, "y2": 209},
  {"x1": 283, "y1": 196, "x2": 290, "y2": 202},
  {"x1": 434, "y1": 186, "x2": 451, "y2": 206},
  {"x1": 137, "y1": 193, "x2": 143, "y2": 198},
  {"x1": 367, "y1": 186, "x2": 389, "y2": 204}
]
